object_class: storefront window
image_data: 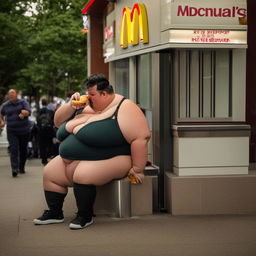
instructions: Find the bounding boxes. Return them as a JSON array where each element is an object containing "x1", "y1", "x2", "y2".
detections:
[
  {"x1": 175, "y1": 49, "x2": 232, "y2": 120},
  {"x1": 136, "y1": 53, "x2": 152, "y2": 110},
  {"x1": 136, "y1": 53, "x2": 152, "y2": 130},
  {"x1": 114, "y1": 59, "x2": 129, "y2": 98}
]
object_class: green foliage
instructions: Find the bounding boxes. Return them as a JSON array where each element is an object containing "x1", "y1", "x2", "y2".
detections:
[
  {"x1": 0, "y1": 11, "x2": 28, "y2": 102},
  {"x1": 0, "y1": 0, "x2": 87, "y2": 104}
]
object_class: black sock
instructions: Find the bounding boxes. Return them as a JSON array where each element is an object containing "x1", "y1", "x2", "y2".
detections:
[
  {"x1": 44, "y1": 190, "x2": 67, "y2": 214},
  {"x1": 73, "y1": 183, "x2": 96, "y2": 221}
]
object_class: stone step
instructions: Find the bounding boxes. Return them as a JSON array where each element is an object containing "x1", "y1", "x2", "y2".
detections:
[{"x1": 166, "y1": 171, "x2": 256, "y2": 215}]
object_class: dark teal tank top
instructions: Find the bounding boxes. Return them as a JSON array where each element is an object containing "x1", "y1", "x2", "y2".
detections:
[{"x1": 56, "y1": 98, "x2": 131, "y2": 160}]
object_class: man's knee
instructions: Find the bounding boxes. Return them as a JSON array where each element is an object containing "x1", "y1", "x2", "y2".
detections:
[
  {"x1": 73, "y1": 171, "x2": 95, "y2": 185},
  {"x1": 42, "y1": 164, "x2": 52, "y2": 180},
  {"x1": 9, "y1": 145, "x2": 18, "y2": 154}
]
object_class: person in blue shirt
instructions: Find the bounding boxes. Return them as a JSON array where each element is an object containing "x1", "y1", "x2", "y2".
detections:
[{"x1": 0, "y1": 89, "x2": 31, "y2": 177}]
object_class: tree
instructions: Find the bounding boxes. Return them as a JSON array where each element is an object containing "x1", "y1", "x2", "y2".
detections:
[
  {"x1": 0, "y1": 0, "x2": 32, "y2": 103},
  {"x1": 0, "y1": 0, "x2": 87, "y2": 104}
]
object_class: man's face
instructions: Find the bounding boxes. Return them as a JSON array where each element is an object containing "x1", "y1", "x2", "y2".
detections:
[
  {"x1": 8, "y1": 90, "x2": 18, "y2": 102},
  {"x1": 87, "y1": 85, "x2": 106, "y2": 110}
]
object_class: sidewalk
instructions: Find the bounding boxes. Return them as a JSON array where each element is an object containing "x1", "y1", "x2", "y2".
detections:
[
  {"x1": 1, "y1": 148, "x2": 256, "y2": 256},
  {"x1": 0, "y1": 126, "x2": 8, "y2": 148}
]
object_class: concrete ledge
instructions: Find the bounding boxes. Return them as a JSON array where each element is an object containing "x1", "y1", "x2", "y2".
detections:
[
  {"x1": 165, "y1": 171, "x2": 256, "y2": 215},
  {"x1": 131, "y1": 176, "x2": 153, "y2": 216},
  {"x1": 95, "y1": 176, "x2": 153, "y2": 217},
  {"x1": 173, "y1": 166, "x2": 248, "y2": 176}
]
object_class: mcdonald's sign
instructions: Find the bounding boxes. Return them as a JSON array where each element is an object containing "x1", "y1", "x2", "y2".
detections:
[{"x1": 120, "y1": 3, "x2": 149, "y2": 48}]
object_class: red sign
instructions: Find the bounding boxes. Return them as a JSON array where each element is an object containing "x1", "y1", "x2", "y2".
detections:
[
  {"x1": 105, "y1": 24, "x2": 114, "y2": 41},
  {"x1": 177, "y1": 5, "x2": 247, "y2": 18}
]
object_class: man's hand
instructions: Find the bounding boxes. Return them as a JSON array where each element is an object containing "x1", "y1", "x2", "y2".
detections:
[
  {"x1": 0, "y1": 119, "x2": 5, "y2": 127},
  {"x1": 19, "y1": 109, "x2": 30, "y2": 119},
  {"x1": 18, "y1": 113, "x2": 24, "y2": 119},
  {"x1": 70, "y1": 93, "x2": 88, "y2": 109}
]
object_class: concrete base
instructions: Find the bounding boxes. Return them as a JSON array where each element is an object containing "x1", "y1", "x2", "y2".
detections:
[
  {"x1": 95, "y1": 176, "x2": 153, "y2": 217},
  {"x1": 165, "y1": 171, "x2": 256, "y2": 215}
]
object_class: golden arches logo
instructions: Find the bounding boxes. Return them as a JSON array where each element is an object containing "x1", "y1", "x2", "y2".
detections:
[{"x1": 120, "y1": 3, "x2": 149, "y2": 48}]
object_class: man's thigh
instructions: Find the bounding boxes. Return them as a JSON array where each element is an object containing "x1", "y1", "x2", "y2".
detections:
[
  {"x1": 73, "y1": 156, "x2": 132, "y2": 185},
  {"x1": 7, "y1": 131, "x2": 19, "y2": 150}
]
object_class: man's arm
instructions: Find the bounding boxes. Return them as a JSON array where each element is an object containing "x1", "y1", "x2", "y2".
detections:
[
  {"x1": 19, "y1": 100, "x2": 31, "y2": 119},
  {"x1": 0, "y1": 113, "x2": 5, "y2": 127},
  {"x1": 19, "y1": 109, "x2": 30, "y2": 118}
]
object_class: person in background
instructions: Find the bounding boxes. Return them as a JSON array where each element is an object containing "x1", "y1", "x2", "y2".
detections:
[
  {"x1": 65, "y1": 91, "x2": 74, "y2": 103},
  {"x1": 47, "y1": 100, "x2": 57, "y2": 112},
  {"x1": 0, "y1": 89, "x2": 31, "y2": 177},
  {"x1": 36, "y1": 98, "x2": 54, "y2": 165},
  {"x1": 33, "y1": 74, "x2": 151, "y2": 229},
  {"x1": 27, "y1": 119, "x2": 39, "y2": 159}
]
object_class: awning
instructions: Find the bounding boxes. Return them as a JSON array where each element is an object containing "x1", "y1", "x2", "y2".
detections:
[
  {"x1": 81, "y1": 0, "x2": 108, "y2": 15},
  {"x1": 82, "y1": 0, "x2": 95, "y2": 15}
]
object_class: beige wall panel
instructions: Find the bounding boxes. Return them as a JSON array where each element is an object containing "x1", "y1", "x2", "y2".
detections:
[{"x1": 174, "y1": 137, "x2": 249, "y2": 167}]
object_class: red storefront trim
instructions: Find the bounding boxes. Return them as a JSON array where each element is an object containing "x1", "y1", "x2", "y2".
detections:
[{"x1": 82, "y1": 0, "x2": 96, "y2": 15}]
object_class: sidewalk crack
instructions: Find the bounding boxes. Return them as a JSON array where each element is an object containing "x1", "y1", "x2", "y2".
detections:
[{"x1": 18, "y1": 215, "x2": 21, "y2": 235}]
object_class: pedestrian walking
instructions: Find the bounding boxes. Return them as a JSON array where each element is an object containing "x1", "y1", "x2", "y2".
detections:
[
  {"x1": 36, "y1": 98, "x2": 54, "y2": 165},
  {"x1": 0, "y1": 89, "x2": 31, "y2": 177}
]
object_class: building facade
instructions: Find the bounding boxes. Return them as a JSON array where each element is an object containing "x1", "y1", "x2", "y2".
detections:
[{"x1": 82, "y1": 0, "x2": 256, "y2": 214}]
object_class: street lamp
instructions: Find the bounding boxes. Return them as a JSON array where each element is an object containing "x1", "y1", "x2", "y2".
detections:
[{"x1": 65, "y1": 72, "x2": 69, "y2": 91}]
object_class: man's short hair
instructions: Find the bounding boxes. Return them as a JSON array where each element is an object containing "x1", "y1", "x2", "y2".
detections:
[
  {"x1": 41, "y1": 98, "x2": 48, "y2": 106},
  {"x1": 84, "y1": 74, "x2": 114, "y2": 94}
]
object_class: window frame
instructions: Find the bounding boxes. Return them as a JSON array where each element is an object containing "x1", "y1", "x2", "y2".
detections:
[{"x1": 174, "y1": 48, "x2": 234, "y2": 123}]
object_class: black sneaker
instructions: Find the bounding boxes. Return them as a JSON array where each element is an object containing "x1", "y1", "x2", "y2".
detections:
[
  {"x1": 12, "y1": 170, "x2": 18, "y2": 177},
  {"x1": 69, "y1": 214, "x2": 93, "y2": 230},
  {"x1": 33, "y1": 210, "x2": 64, "y2": 225},
  {"x1": 41, "y1": 160, "x2": 48, "y2": 166},
  {"x1": 19, "y1": 169, "x2": 26, "y2": 174}
]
